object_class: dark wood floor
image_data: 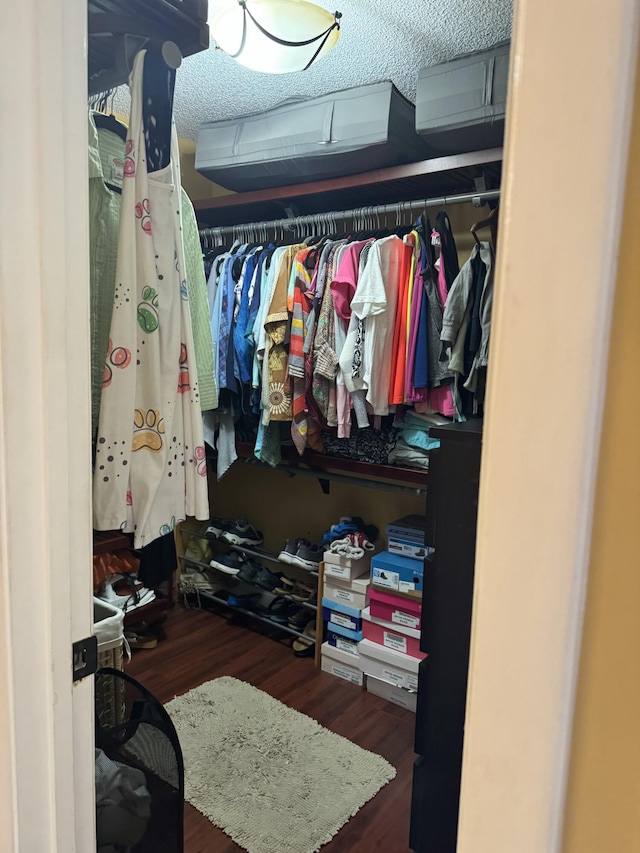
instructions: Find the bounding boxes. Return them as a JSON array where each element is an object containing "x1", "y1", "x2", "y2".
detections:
[{"x1": 127, "y1": 601, "x2": 416, "y2": 853}]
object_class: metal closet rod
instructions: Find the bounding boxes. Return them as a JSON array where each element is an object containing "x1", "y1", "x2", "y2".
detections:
[{"x1": 198, "y1": 188, "x2": 501, "y2": 241}]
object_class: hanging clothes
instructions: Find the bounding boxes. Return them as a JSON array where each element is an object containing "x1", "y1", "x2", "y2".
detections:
[
  {"x1": 88, "y1": 113, "x2": 124, "y2": 440},
  {"x1": 181, "y1": 190, "x2": 217, "y2": 411},
  {"x1": 441, "y1": 241, "x2": 494, "y2": 407},
  {"x1": 93, "y1": 50, "x2": 209, "y2": 548}
]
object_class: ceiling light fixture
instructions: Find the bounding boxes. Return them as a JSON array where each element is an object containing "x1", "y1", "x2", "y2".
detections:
[{"x1": 211, "y1": 0, "x2": 342, "y2": 74}]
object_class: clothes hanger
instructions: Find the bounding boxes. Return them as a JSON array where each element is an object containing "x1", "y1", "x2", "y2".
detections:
[
  {"x1": 470, "y1": 204, "x2": 499, "y2": 251},
  {"x1": 92, "y1": 111, "x2": 127, "y2": 142}
]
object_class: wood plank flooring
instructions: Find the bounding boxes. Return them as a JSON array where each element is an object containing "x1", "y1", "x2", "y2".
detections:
[{"x1": 126, "y1": 602, "x2": 416, "y2": 853}]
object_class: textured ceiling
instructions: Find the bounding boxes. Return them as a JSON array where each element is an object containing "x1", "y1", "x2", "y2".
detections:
[{"x1": 114, "y1": 0, "x2": 513, "y2": 141}]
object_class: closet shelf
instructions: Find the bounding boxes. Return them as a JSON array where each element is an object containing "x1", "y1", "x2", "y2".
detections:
[
  {"x1": 88, "y1": 0, "x2": 209, "y2": 95},
  {"x1": 93, "y1": 529, "x2": 133, "y2": 555},
  {"x1": 234, "y1": 442, "x2": 428, "y2": 490},
  {"x1": 193, "y1": 148, "x2": 503, "y2": 227},
  {"x1": 187, "y1": 590, "x2": 317, "y2": 641}
]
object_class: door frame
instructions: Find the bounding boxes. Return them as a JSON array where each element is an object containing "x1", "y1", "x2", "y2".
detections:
[
  {"x1": 0, "y1": 1, "x2": 95, "y2": 850},
  {"x1": 457, "y1": 0, "x2": 640, "y2": 850},
  {"x1": 0, "y1": 0, "x2": 639, "y2": 850}
]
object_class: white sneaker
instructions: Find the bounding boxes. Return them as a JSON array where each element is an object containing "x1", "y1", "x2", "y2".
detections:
[{"x1": 99, "y1": 574, "x2": 156, "y2": 613}]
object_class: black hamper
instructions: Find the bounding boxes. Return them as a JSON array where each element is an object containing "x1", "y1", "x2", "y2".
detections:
[{"x1": 95, "y1": 668, "x2": 184, "y2": 853}]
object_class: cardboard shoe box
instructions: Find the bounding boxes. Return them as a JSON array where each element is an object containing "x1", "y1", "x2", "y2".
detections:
[
  {"x1": 321, "y1": 642, "x2": 363, "y2": 686},
  {"x1": 324, "y1": 550, "x2": 376, "y2": 581},
  {"x1": 370, "y1": 550, "x2": 424, "y2": 598},
  {"x1": 368, "y1": 587, "x2": 422, "y2": 631},
  {"x1": 323, "y1": 573, "x2": 370, "y2": 610},
  {"x1": 366, "y1": 673, "x2": 417, "y2": 713},
  {"x1": 322, "y1": 597, "x2": 363, "y2": 632},
  {"x1": 361, "y1": 606, "x2": 423, "y2": 658},
  {"x1": 387, "y1": 538, "x2": 433, "y2": 562},
  {"x1": 327, "y1": 629, "x2": 360, "y2": 657},
  {"x1": 358, "y1": 637, "x2": 424, "y2": 691}
]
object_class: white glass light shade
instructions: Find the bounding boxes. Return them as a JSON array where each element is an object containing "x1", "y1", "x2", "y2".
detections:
[{"x1": 211, "y1": 0, "x2": 341, "y2": 74}]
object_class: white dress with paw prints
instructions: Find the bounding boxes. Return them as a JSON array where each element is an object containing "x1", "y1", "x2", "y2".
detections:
[{"x1": 93, "y1": 50, "x2": 209, "y2": 548}]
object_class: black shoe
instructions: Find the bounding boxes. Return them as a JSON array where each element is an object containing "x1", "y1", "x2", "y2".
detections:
[
  {"x1": 253, "y1": 567, "x2": 284, "y2": 592},
  {"x1": 236, "y1": 559, "x2": 263, "y2": 584},
  {"x1": 220, "y1": 519, "x2": 263, "y2": 547}
]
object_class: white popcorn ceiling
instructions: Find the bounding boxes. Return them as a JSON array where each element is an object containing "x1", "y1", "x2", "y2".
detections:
[{"x1": 113, "y1": 0, "x2": 513, "y2": 141}]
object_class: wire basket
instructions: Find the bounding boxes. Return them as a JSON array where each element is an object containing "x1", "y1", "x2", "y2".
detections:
[{"x1": 94, "y1": 597, "x2": 126, "y2": 728}]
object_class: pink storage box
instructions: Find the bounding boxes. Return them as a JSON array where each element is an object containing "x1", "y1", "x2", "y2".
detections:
[
  {"x1": 361, "y1": 607, "x2": 423, "y2": 659},
  {"x1": 368, "y1": 587, "x2": 422, "y2": 631}
]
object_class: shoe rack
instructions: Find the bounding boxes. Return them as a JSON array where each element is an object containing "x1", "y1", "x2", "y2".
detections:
[{"x1": 175, "y1": 523, "x2": 323, "y2": 666}]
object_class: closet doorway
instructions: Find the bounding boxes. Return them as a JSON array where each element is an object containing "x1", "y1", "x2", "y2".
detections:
[{"x1": 0, "y1": 2, "x2": 638, "y2": 852}]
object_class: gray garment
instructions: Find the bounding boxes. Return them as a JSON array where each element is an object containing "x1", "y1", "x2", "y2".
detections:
[
  {"x1": 95, "y1": 748, "x2": 151, "y2": 850},
  {"x1": 441, "y1": 241, "x2": 494, "y2": 366},
  {"x1": 388, "y1": 438, "x2": 430, "y2": 470},
  {"x1": 424, "y1": 268, "x2": 455, "y2": 387},
  {"x1": 88, "y1": 114, "x2": 124, "y2": 439}
]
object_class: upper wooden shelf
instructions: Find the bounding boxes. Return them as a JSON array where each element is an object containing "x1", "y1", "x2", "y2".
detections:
[
  {"x1": 235, "y1": 442, "x2": 428, "y2": 490},
  {"x1": 93, "y1": 529, "x2": 133, "y2": 555},
  {"x1": 193, "y1": 148, "x2": 503, "y2": 227},
  {"x1": 88, "y1": 0, "x2": 209, "y2": 95}
]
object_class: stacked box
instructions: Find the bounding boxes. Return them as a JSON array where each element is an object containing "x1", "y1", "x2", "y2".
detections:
[
  {"x1": 386, "y1": 514, "x2": 433, "y2": 561},
  {"x1": 359, "y1": 573, "x2": 427, "y2": 712},
  {"x1": 371, "y1": 550, "x2": 424, "y2": 598},
  {"x1": 320, "y1": 642, "x2": 363, "y2": 686},
  {"x1": 320, "y1": 563, "x2": 370, "y2": 684}
]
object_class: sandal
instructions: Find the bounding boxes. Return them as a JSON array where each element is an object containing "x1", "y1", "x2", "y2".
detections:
[
  {"x1": 274, "y1": 576, "x2": 295, "y2": 595},
  {"x1": 291, "y1": 580, "x2": 315, "y2": 602},
  {"x1": 124, "y1": 631, "x2": 158, "y2": 650},
  {"x1": 267, "y1": 597, "x2": 295, "y2": 625},
  {"x1": 288, "y1": 607, "x2": 308, "y2": 630},
  {"x1": 292, "y1": 620, "x2": 316, "y2": 657}
]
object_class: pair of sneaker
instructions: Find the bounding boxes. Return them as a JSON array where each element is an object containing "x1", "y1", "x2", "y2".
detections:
[
  {"x1": 321, "y1": 516, "x2": 364, "y2": 547},
  {"x1": 99, "y1": 573, "x2": 156, "y2": 613},
  {"x1": 278, "y1": 539, "x2": 323, "y2": 570},
  {"x1": 328, "y1": 532, "x2": 376, "y2": 560},
  {"x1": 206, "y1": 517, "x2": 263, "y2": 547},
  {"x1": 209, "y1": 553, "x2": 283, "y2": 592}
]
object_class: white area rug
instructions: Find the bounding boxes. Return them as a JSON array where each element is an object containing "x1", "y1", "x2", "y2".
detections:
[{"x1": 165, "y1": 676, "x2": 396, "y2": 853}]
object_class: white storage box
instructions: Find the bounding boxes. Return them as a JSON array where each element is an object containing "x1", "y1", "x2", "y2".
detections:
[
  {"x1": 321, "y1": 642, "x2": 364, "y2": 686},
  {"x1": 366, "y1": 673, "x2": 417, "y2": 713},
  {"x1": 358, "y1": 638, "x2": 422, "y2": 691}
]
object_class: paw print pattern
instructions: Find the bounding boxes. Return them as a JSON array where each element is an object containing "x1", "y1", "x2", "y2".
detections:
[
  {"x1": 132, "y1": 408, "x2": 165, "y2": 452},
  {"x1": 159, "y1": 517, "x2": 177, "y2": 537},
  {"x1": 135, "y1": 198, "x2": 151, "y2": 234},
  {"x1": 178, "y1": 343, "x2": 190, "y2": 394},
  {"x1": 102, "y1": 338, "x2": 132, "y2": 388},
  {"x1": 137, "y1": 286, "x2": 159, "y2": 333},
  {"x1": 194, "y1": 445, "x2": 207, "y2": 477},
  {"x1": 124, "y1": 139, "x2": 136, "y2": 178}
]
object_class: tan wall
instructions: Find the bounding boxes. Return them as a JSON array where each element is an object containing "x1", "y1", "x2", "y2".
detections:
[
  {"x1": 209, "y1": 461, "x2": 423, "y2": 556},
  {"x1": 178, "y1": 137, "x2": 234, "y2": 202},
  {"x1": 562, "y1": 60, "x2": 640, "y2": 853}
]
